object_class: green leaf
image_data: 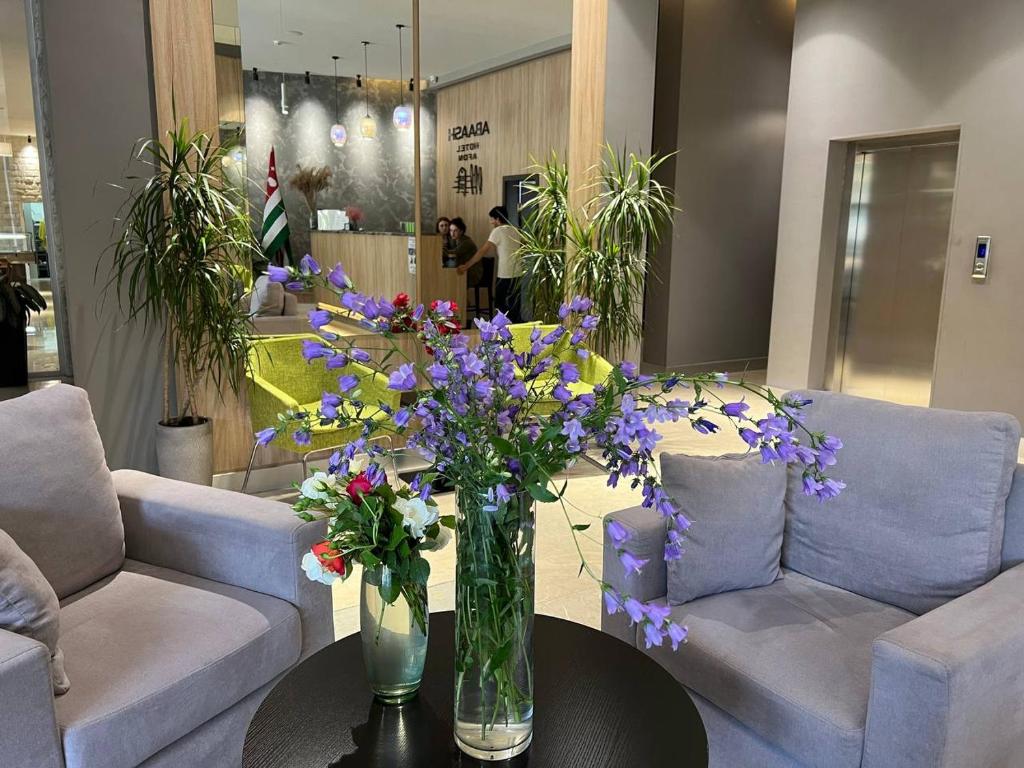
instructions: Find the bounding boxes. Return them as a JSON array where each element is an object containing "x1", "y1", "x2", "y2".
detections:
[
  {"x1": 492, "y1": 436, "x2": 516, "y2": 456},
  {"x1": 439, "y1": 514, "x2": 456, "y2": 529},
  {"x1": 410, "y1": 557, "x2": 430, "y2": 586},
  {"x1": 378, "y1": 578, "x2": 401, "y2": 605},
  {"x1": 571, "y1": 523, "x2": 591, "y2": 531},
  {"x1": 360, "y1": 551, "x2": 381, "y2": 569},
  {"x1": 527, "y1": 483, "x2": 558, "y2": 503}
]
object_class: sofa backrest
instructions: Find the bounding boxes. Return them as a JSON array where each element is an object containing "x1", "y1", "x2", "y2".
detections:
[
  {"x1": 1003, "y1": 465, "x2": 1024, "y2": 570},
  {"x1": 781, "y1": 390, "x2": 1020, "y2": 615},
  {"x1": 248, "y1": 333, "x2": 333, "y2": 405},
  {"x1": 0, "y1": 384, "x2": 124, "y2": 598}
]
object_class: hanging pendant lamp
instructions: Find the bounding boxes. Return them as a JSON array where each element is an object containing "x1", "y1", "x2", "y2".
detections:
[
  {"x1": 392, "y1": 24, "x2": 413, "y2": 131},
  {"x1": 359, "y1": 41, "x2": 377, "y2": 140},
  {"x1": 329, "y1": 55, "x2": 347, "y2": 146}
]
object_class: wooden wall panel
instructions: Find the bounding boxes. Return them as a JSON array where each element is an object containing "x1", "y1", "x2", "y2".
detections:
[
  {"x1": 215, "y1": 53, "x2": 244, "y2": 125},
  {"x1": 149, "y1": 0, "x2": 219, "y2": 138},
  {"x1": 434, "y1": 51, "x2": 571, "y2": 243}
]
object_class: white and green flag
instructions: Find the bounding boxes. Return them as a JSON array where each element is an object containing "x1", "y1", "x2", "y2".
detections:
[{"x1": 261, "y1": 146, "x2": 292, "y2": 264}]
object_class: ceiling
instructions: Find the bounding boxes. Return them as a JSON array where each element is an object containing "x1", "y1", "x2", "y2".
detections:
[
  {"x1": 0, "y1": 0, "x2": 36, "y2": 136},
  {"x1": 227, "y1": 0, "x2": 572, "y2": 84}
]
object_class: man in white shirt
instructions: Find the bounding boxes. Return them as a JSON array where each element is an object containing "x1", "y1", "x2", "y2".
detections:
[{"x1": 457, "y1": 205, "x2": 523, "y2": 321}]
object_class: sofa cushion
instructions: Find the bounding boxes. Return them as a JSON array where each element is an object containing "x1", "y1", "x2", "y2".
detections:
[
  {"x1": 55, "y1": 560, "x2": 300, "y2": 768},
  {"x1": 249, "y1": 275, "x2": 285, "y2": 316},
  {"x1": 0, "y1": 384, "x2": 124, "y2": 598},
  {"x1": 0, "y1": 528, "x2": 70, "y2": 694},
  {"x1": 645, "y1": 570, "x2": 914, "y2": 768},
  {"x1": 783, "y1": 389, "x2": 1020, "y2": 614},
  {"x1": 662, "y1": 453, "x2": 786, "y2": 605}
]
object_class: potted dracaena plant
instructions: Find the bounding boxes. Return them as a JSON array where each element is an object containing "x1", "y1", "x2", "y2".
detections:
[
  {"x1": 518, "y1": 146, "x2": 675, "y2": 359},
  {"x1": 105, "y1": 119, "x2": 258, "y2": 484},
  {"x1": 0, "y1": 259, "x2": 47, "y2": 387}
]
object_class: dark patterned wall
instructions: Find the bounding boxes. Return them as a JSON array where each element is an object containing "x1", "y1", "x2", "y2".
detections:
[{"x1": 243, "y1": 70, "x2": 437, "y2": 259}]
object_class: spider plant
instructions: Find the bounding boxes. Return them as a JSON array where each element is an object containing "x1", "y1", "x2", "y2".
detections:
[
  {"x1": 515, "y1": 146, "x2": 675, "y2": 358},
  {"x1": 105, "y1": 119, "x2": 258, "y2": 426}
]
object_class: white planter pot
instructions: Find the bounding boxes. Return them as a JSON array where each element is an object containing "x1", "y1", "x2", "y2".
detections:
[{"x1": 155, "y1": 418, "x2": 213, "y2": 486}]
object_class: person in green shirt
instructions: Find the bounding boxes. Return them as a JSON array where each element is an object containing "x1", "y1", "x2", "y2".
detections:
[{"x1": 447, "y1": 217, "x2": 481, "y2": 286}]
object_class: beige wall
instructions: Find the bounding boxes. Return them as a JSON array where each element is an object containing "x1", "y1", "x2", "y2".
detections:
[
  {"x1": 42, "y1": 0, "x2": 164, "y2": 471},
  {"x1": 768, "y1": 0, "x2": 1024, "y2": 420},
  {"x1": 434, "y1": 51, "x2": 570, "y2": 243},
  {"x1": 644, "y1": 0, "x2": 794, "y2": 372}
]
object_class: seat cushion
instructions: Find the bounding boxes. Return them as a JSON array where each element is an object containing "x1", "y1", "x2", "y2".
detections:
[
  {"x1": 0, "y1": 384, "x2": 124, "y2": 598},
  {"x1": 662, "y1": 453, "x2": 786, "y2": 605},
  {"x1": 55, "y1": 560, "x2": 300, "y2": 768},
  {"x1": 644, "y1": 570, "x2": 914, "y2": 768},
  {"x1": 783, "y1": 389, "x2": 1020, "y2": 614}
]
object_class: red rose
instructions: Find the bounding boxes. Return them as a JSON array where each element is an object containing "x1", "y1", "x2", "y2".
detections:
[
  {"x1": 393, "y1": 292, "x2": 410, "y2": 308},
  {"x1": 346, "y1": 472, "x2": 373, "y2": 502},
  {"x1": 312, "y1": 541, "x2": 346, "y2": 576}
]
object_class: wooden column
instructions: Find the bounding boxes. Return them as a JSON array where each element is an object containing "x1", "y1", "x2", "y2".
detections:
[
  {"x1": 148, "y1": 0, "x2": 219, "y2": 138},
  {"x1": 149, "y1": 0, "x2": 249, "y2": 474},
  {"x1": 413, "y1": 0, "x2": 425, "y2": 302},
  {"x1": 567, "y1": 0, "x2": 609, "y2": 213}
]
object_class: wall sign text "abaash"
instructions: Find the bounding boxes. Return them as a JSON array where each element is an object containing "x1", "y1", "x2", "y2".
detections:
[{"x1": 447, "y1": 121, "x2": 490, "y2": 141}]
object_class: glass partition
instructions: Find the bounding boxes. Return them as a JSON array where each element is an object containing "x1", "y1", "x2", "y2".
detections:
[{"x1": 0, "y1": 0, "x2": 67, "y2": 381}]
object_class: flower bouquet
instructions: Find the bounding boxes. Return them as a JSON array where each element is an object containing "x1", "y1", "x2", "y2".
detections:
[
  {"x1": 296, "y1": 465, "x2": 454, "y2": 703},
  {"x1": 261, "y1": 255, "x2": 843, "y2": 759}
]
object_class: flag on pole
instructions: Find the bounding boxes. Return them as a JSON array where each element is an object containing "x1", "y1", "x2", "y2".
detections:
[{"x1": 261, "y1": 147, "x2": 292, "y2": 265}]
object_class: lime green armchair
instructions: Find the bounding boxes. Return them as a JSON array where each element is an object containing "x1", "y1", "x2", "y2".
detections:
[
  {"x1": 243, "y1": 334, "x2": 400, "y2": 491},
  {"x1": 508, "y1": 323, "x2": 614, "y2": 416}
]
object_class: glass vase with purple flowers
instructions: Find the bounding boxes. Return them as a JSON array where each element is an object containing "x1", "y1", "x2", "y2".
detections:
[{"x1": 259, "y1": 255, "x2": 845, "y2": 760}]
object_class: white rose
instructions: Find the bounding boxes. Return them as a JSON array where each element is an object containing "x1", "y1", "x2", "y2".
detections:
[
  {"x1": 301, "y1": 551, "x2": 339, "y2": 585},
  {"x1": 300, "y1": 471, "x2": 339, "y2": 502},
  {"x1": 395, "y1": 496, "x2": 439, "y2": 541}
]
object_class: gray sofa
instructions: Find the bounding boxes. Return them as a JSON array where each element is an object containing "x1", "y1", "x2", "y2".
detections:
[
  {"x1": 0, "y1": 385, "x2": 332, "y2": 768},
  {"x1": 245, "y1": 290, "x2": 318, "y2": 336},
  {"x1": 603, "y1": 390, "x2": 1024, "y2": 768}
]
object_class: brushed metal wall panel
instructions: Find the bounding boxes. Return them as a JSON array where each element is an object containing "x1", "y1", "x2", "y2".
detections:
[{"x1": 838, "y1": 142, "x2": 957, "y2": 406}]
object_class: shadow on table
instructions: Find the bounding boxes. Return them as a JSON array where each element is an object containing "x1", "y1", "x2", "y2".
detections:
[{"x1": 329, "y1": 697, "x2": 530, "y2": 767}]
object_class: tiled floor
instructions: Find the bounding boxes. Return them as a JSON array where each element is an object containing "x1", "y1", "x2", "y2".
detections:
[{"x1": 326, "y1": 373, "x2": 784, "y2": 640}]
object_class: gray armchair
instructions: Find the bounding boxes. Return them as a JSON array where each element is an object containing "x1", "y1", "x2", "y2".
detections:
[
  {"x1": 603, "y1": 390, "x2": 1024, "y2": 768},
  {"x1": 0, "y1": 385, "x2": 332, "y2": 768}
]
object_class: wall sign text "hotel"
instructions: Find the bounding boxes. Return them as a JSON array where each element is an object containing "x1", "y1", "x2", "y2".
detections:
[
  {"x1": 449, "y1": 120, "x2": 489, "y2": 196},
  {"x1": 447, "y1": 121, "x2": 490, "y2": 141}
]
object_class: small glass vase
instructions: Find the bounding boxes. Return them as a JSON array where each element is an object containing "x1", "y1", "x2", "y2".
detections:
[
  {"x1": 360, "y1": 564, "x2": 428, "y2": 704},
  {"x1": 454, "y1": 489, "x2": 535, "y2": 760}
]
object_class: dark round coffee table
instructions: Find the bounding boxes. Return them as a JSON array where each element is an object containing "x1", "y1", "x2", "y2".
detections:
[{"x1": 243, "y1": 611, "x2": 708, "y2": 767}]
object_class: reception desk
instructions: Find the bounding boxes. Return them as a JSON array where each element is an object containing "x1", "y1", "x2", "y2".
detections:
[{"x1": 310, "y1": 232, "x2": 467, "y2": 322}]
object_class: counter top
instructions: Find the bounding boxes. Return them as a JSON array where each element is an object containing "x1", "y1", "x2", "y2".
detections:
[{"x1": 313, "y1": 230, "x2": 427, "y2": 237}]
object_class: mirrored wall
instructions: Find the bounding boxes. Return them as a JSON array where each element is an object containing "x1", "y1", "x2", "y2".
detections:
[{"x1": 212, "y1": 0, "x2": 571, "y2": 320}]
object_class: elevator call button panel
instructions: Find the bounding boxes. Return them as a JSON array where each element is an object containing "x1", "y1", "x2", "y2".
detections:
[{"x1": 972, "y1": 236, "x2": 991, "y2": 282}]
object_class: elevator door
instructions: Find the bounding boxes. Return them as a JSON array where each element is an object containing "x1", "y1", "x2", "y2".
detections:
[{"x1": 836, "y1": 141, "x2": 957, "y2": 406}]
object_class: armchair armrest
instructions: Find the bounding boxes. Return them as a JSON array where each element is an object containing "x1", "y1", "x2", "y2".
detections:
[
  {"x1": 0, "y1": 630, "x2": 62, "y2": 768},
  {"x1": 863, "y1": 563, "x2": 1024, "y2": 768},
  {"x1": 114, "y1": 470, "x2": 332, "y2": 659},
  {"x1": 601, "y1": 505, "x2": 668, "y2": 644}
]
